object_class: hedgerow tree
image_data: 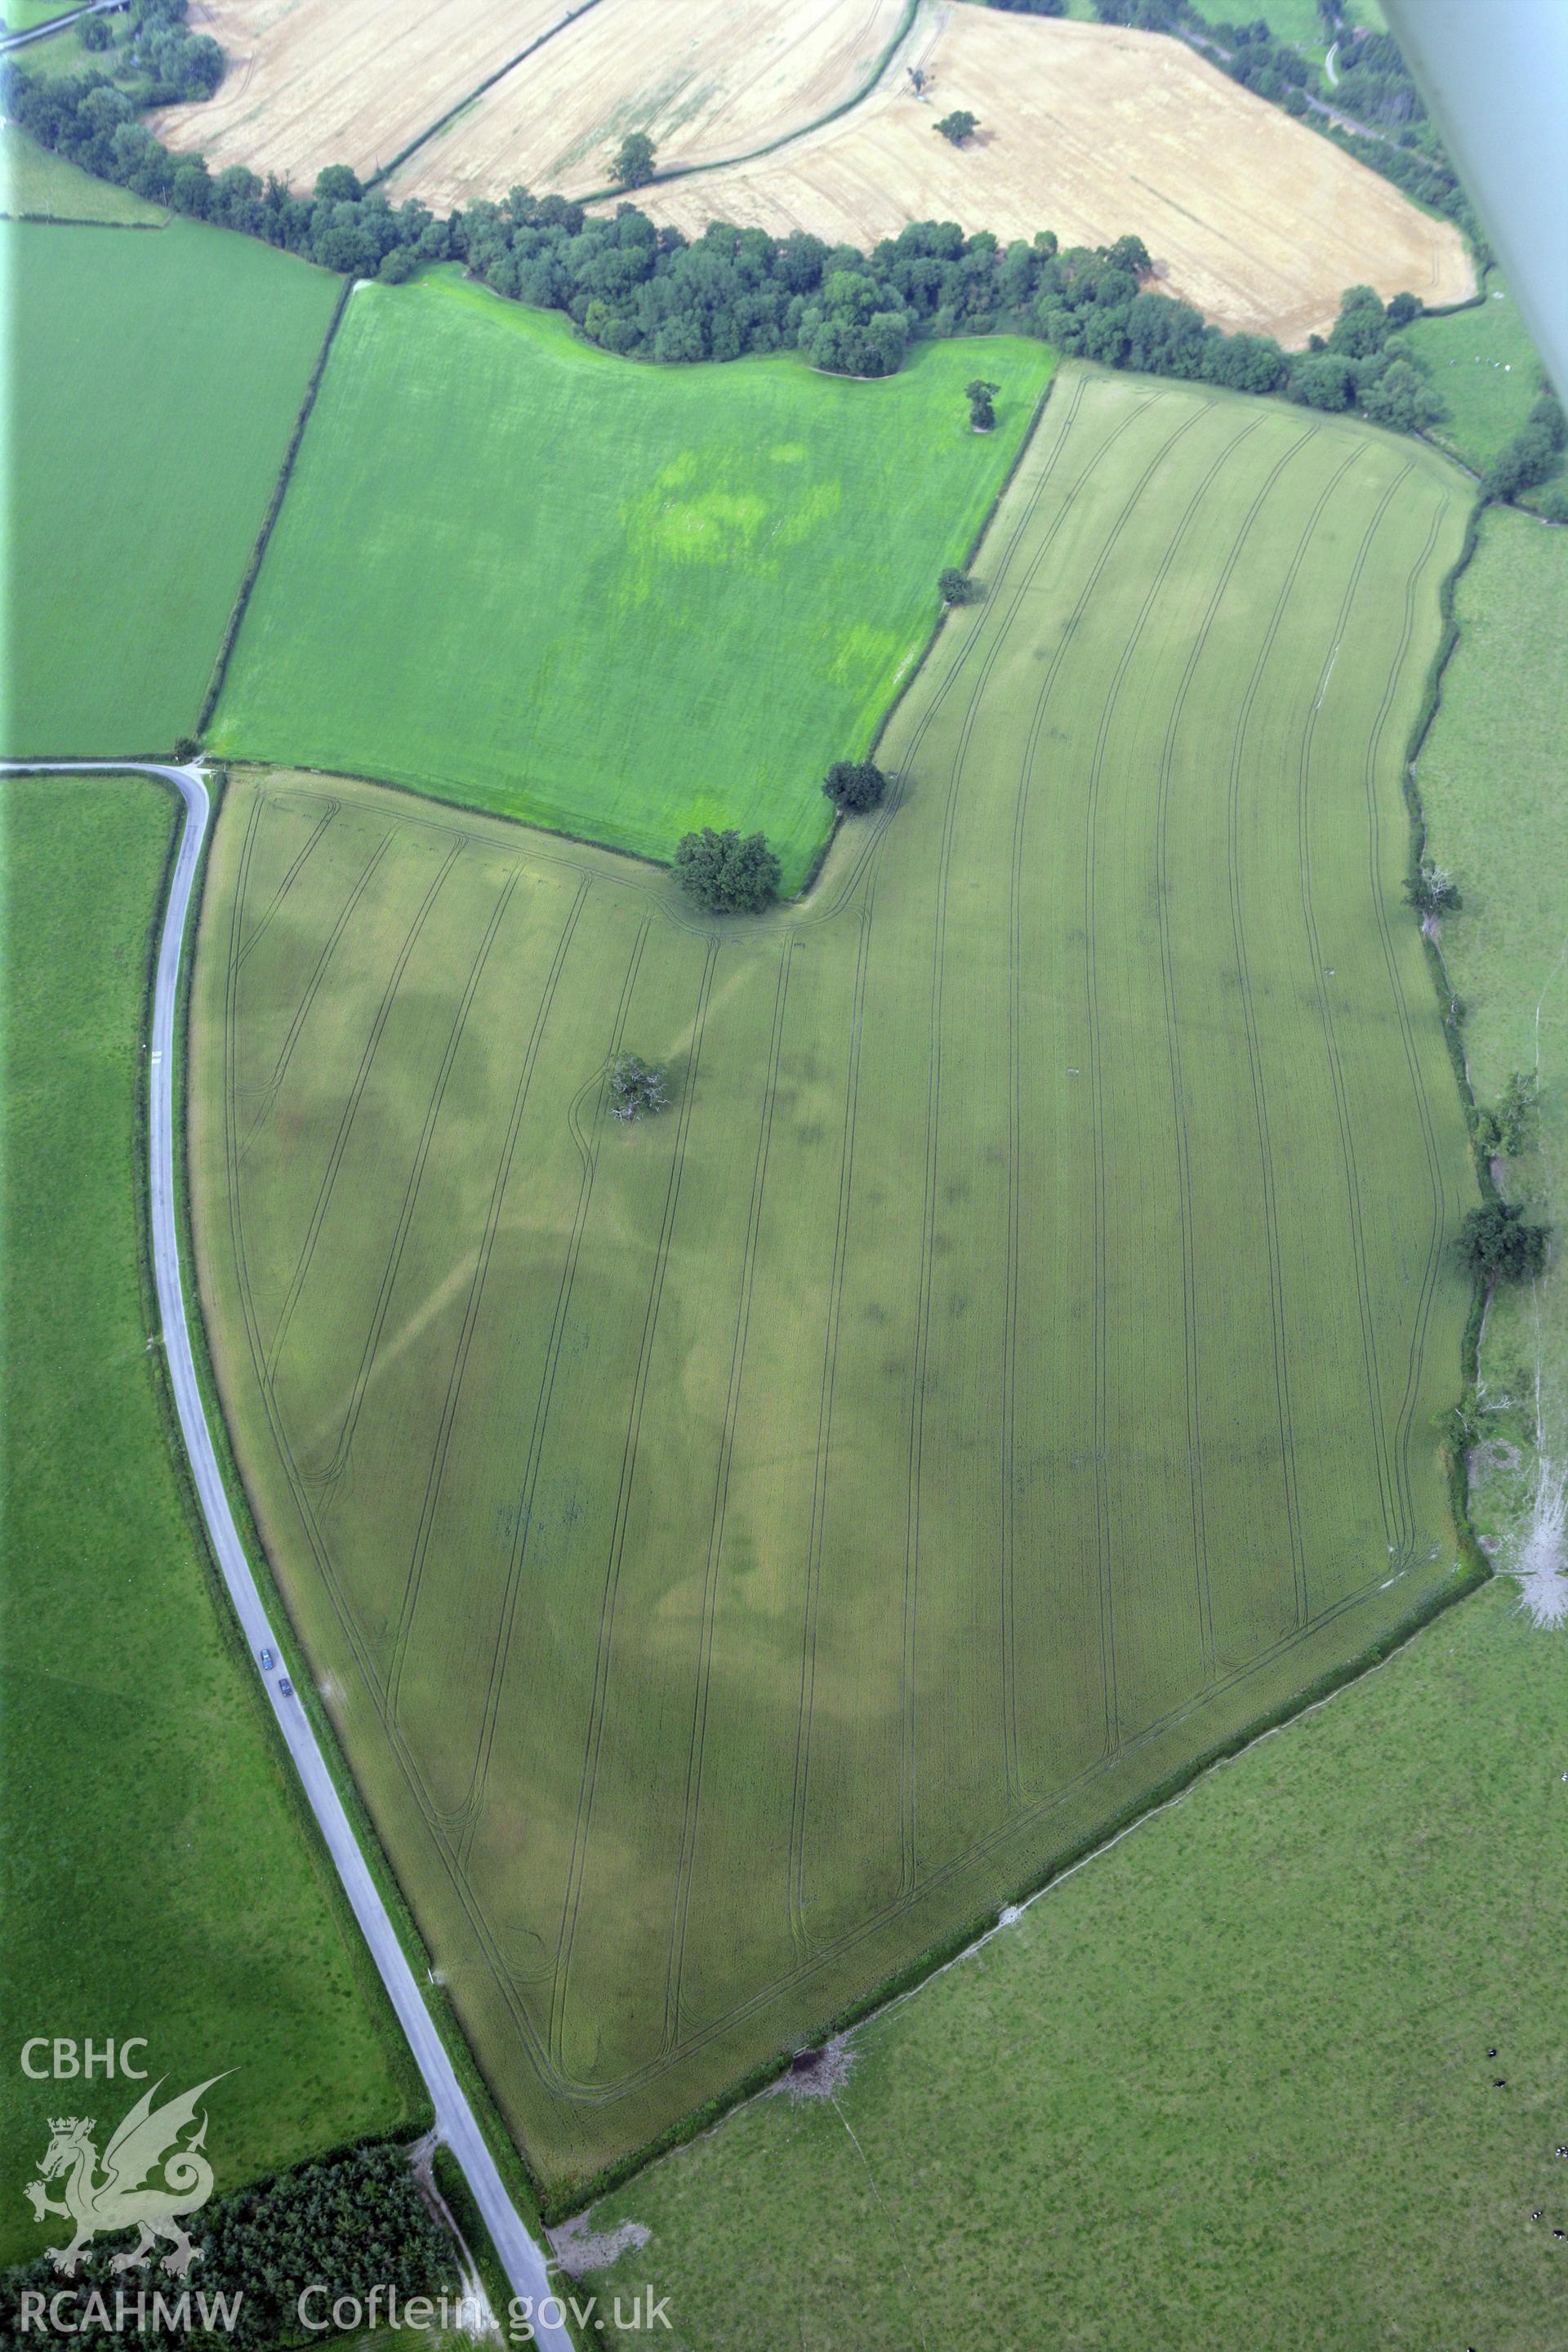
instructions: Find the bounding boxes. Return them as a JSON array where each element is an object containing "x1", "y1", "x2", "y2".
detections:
[
  {"x1": 611, "y1": 131, "x2": 657, "y2": 188},
  {"x1": 1483, "y1": 391, "x2": 1566, "y2": 506},
  {"x1": 939, "y1": 567, "x2": 979, "y2": 604},
  {"x1": 1326, "y1": 283, "x2": 1389, "y2": 360},
  {"x1": 608, "y1": 1054, "x2": 667, "y2": 1121},
  {"x1": 822, "y1": 760, "x2": 888, "y2": 815},
  {"x1": 966, "y1": 377, "x2": 1000, "y2": 431},
  {"x1": 1472, "y1": 1071, "x2": 1539, "y2": 1161},
  {"x1": 1456, "y1": 1200, "x2": 1551, "y2": 1285},
  {"x1": 675, "y1": 827, "x2": 781, "y2": 913},
  {"x1": 1360, "y1": 354, "x2": 1442, "y2": 434},
  {"x1": 1405, "y1": 860, "x2": 1462, "y2": 920},
  {"x1": 935, "y1": 110, "x2": 979, "y2": 145}
]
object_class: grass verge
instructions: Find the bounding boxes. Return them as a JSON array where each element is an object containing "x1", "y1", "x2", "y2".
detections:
[{"x1": 0, "y1": 770, "x2": 417, "y2": 2268}]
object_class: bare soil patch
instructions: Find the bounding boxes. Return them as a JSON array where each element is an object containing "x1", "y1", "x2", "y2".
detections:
[
  {"x1": 768, "y1": 2035, "x2": 859, "y2": 2102},
  {"x1": 550, "y1": 2216, "x2": 650, "y2": 2280},
  {"x1": 626, "y1": 11, "x2": 1474, "y2": 345},
  {"x1": 387, "y1": 0, "x2": 911, "y2": 214}
]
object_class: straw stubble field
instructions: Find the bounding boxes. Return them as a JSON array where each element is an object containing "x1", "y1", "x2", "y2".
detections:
[
  {"x1": 161, "y1": 0, "x2": 912, "y2": 197},
  {"x1": 384, "y1": 0, "x2": 913, "y2": 214},
  {"x1": 627, "y1": 12, "x2": 1474, "y2": 345},
  {"x1": 156, "y1": 1, "x2": 1469, "y2": 348},
  {"x1": 155, "y1": 0, "x2": 573, "y2": 185},
  {"x1": 189, "y1": 368, "x2": 1476, "y2": 2194}
]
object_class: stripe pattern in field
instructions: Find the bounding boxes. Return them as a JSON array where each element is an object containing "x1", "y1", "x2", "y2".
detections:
[{"x1": 189, "y1": 368, "x2": 1476, "y2": 2192}]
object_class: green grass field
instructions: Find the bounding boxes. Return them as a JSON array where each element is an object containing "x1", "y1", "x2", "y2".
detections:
[
  {"x1": 1393, "y1": 277, "x2": 1549, "y2": 474},
  {"x1": 207, "y1": 273, "x2": 1057, "y2": 892},
  {"x1": 0, "y1": 122, "x2": 167, "y2": 222},
  {"x1": 2, "y1": 19, "x2": 96, "y2": 74},
  {"x1": 572, "y1": 1575, "x2": 1567, "y2": 2350},
  {"x1": 2, "y1": 0, "x2": 80, "y2": 29},
  {"x1": 1185, "y1": 0, "x2": 1324, "y2": 48},
  {"x1": 0, "y1": 774, "x2": 419, "y2": 2270},
  {"x1": 0, "y1": 220, "x2": 339, "y2": 758},
  {"x1": 189, "y1": 368, "x2": 1476, "y2": 2197},
  {"x1": 1415, "y1": 510, "x2": 1568, "y2": 1552}
]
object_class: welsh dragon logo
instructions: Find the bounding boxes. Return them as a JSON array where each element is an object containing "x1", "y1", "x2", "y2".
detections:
[{"x1": 24, "y1": 2077, "x2": 228, "y2": 2278}]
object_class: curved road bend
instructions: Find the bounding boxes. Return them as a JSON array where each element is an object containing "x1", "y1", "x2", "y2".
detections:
[{"x1": 2, "y1": 762, "x2": 570, "y2": 2351}]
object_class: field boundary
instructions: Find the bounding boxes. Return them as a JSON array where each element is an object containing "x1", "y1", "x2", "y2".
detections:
[
  {"x1": 158, "y1": 767, "x2": 432, "y2": 2145},
  {"x1": 798, "y1": 362, "x2": 1061, "y2": 898},
  {"x1": 366, "y1": 0, "x2": 608, "y2": 189},
  {"x1": 539, "y1": 424, "x2": 1500, "y2": 2223},
  {"x1": 568, "y1": 0, "x2": 924, "y2": 210},
  {"x1": 0, "y1": 763, "x2": 429, "y2": 2227},
  {"x1": 0, "y1": 210, "x2": 165, "y2": 228},
  {"x1": 553, "y1": 1547, "x2": 1490, "y2": 2221},
  {"x1": 196, "y1": 278, "x2": 353, "y2": 737},
  {"x1": 190, "y1": 390, "x2": 1490, "y2": 2222},
  {"x1": 1394, "y1": 488, "x2": 1504, "y2": 1526},
  {"x1": 1, "y1": 754, "x2": 580, "y2": 2342},
  {"x1": 172, "y1": 791, "x2": 576, "y2": 2260}
]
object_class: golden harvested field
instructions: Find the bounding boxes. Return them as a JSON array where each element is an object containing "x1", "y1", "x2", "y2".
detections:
[
  {"x1": 152, "y1": 0, "x2": 572, "y2": 186},
  {"x1": 630, "y1": 11, "x2": 1474, "y2": 346},
  {"x1": 388, "y1": 0, "x2": 912, "y2": 214}
]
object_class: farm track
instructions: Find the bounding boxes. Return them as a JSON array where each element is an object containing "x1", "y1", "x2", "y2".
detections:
[{"x1": 188, "y1": 370, "x2": 1477, "y2": 2189}]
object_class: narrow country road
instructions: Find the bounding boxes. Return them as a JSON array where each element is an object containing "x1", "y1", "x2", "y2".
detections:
[
  {"x1": 2, "y1": 760, "x2": 572, "y2": 2352},
  {"x1": 0, "y1": 1, "x2": 122, "y2": 56}
]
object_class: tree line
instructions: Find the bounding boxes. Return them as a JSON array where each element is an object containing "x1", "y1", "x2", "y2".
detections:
[
  {"x1": 76, "y1": 0, "x2": 222, "y2": 103},
  {"x1": 0, "y1": 48, "x2": 1450, "y2": 419}
]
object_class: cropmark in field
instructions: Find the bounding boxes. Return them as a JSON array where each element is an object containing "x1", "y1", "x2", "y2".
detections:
[
  {"x1": 190, "y1": 368, "x2": 1477, "y2": 2195},
  {"x1": 572, "y1": 1578, "x2": 1566, "y2": 2352},
  {"x1": 207, "y1": 272, "x2": 1055, "y2": 892}
]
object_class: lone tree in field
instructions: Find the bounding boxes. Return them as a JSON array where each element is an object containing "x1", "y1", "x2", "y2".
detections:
[
  {"x1": 610, "y1": 131, "x2": 657, "y2": 188},
  {"x1": 607, "y1": 1054, "x2": 667, "y2": 1122},
  {"x1": 935, "y1": 109, "x2": 979, "y2": 145},
  {"x1": 939, "y1": 566, "x2": 979, "y2": 604},
  {"x1": 1404, "y1": 858, "x2": 1462, "y2": 921},
  {"x1": 822, "y1": 759, "x2": 889, "y2": 816},
  {"x1": 966, "y1": 377, "x2": 1000, "y2": 431},
  {"x1": 675, "y1": 826, "x2": 782, "y2": 913},
  {"x1": 1456, "y1": 1200, "x2": 1550, "y2": 1286}
]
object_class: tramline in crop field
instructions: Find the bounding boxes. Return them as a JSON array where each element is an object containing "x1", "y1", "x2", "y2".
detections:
[{"x1": 189, "y1": 366, "x2": 1477, "y2": 2194}]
